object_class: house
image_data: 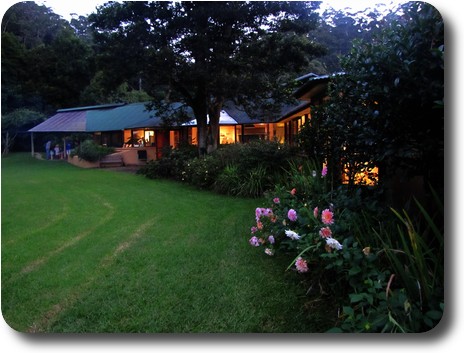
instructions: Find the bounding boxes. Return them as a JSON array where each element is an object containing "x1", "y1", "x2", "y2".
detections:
[{"x1": 29, "y1": 74, "x2": 331, "y2": 166}]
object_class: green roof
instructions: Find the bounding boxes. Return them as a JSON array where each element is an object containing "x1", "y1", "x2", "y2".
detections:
[{"x1": 86, "y1": 103, "x2": 159, "y2": 131}]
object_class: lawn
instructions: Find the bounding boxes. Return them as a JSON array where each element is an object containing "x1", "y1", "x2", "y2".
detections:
[{"x1": 1, "y1": 153, "x2": 332, "y2": 333}]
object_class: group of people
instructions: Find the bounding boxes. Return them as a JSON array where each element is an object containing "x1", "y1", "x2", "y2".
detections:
[{"x1": 45, "y1": 140, "x2": 72, "y2": 160}]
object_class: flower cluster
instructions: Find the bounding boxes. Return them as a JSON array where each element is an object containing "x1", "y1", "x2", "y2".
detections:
[
  {"x1": 313, "y1": 207, "x2": 343, "y2": 252},
  {"x1": 247, "y1": 176, "x2": 344, "y2": 274}
]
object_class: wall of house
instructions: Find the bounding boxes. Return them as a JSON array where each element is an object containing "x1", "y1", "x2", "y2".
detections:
[
  {"x1": 114, "y1": 147, "x2": 157, "y2": 165},
  {"x1": 68, "y1": 155, "x2": 100, "y2": 169}
]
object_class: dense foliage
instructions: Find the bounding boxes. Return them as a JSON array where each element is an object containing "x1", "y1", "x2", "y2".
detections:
[
  {"x1": 138, "y1": 140, "x2": 302, "y2": 197},
  {"x1": 71, "y1": 139, "x2": 114, "y2": 162},
  {"x1": 299, "y1": 2, "x2": 444, "y2": 203},
  {"x1": 247, "y1": 160, "x2": 443, "y2": 332}
]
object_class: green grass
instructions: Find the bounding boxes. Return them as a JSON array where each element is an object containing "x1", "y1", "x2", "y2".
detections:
[{"x1": 1, "y1": 153, "x2": 332, "y2": 333}]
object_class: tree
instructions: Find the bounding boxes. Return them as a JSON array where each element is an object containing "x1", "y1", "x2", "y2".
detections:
[
  {"x1": 24, "y1": 28, "x2": 95, "y2": 110},
  {"x1": 310, "y1": 6, "x2": 386, "y2": 73},
  {"x1": 90, "y1": 1, "x2": 325, "y2": 154},
  {"x1": 299, "y1": 2, "x2": 444, "y2": 202},
  {"x1": 1, "y1": 109, "x2": 45, "y2": 156},
  {"x1": 1, "y1": 2, "x2": 96, "y2": 114}
]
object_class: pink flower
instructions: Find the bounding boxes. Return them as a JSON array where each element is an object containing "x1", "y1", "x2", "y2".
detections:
[
  {"x1": 249, "y1": 236, "x2": 260, "y2": 247},
  {"x1": 290, "y1": 188, "x2": 297, "y2": 196},
  {"x1": 295, "y1": 257, "x2": 309, "y2": 273},
  {"x1": 268, "y1": 235, "x2": 275, "y2": 244},
  {"x1": 255, "y1": 207, "x2": 263, "y2": 221},
  {"x1": 319, "y1": 227, "x2": 332, "y2": 238},
  {"x1": 251, "y1": 226, "x2": 258, "y2": 234},
  {"x1": 313, "y1": 207, "x2": 319, "y2": 218},
  {"x1": 321, "y1": 165, "x2": 328, "y2": 177},
  {"x1": 273, "y1": 197, "x2": 280, "y2": 204},
  {"x1": 321, "y1": 209, "x2": 334, "y2": 225},
  {"x1": 288, "y1": 209, "x2": 298, "y2": 222},
  {"x1": 262, "y1": 208, "x2": 273, "y2": 217}
]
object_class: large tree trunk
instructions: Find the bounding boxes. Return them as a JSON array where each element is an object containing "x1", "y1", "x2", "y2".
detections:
[
  {"x1": 207, "y1": 96, "x2": 224, "y2": 153},
  {"x1": 196, "y1": 116, "x2": 208, "y2": 156}
]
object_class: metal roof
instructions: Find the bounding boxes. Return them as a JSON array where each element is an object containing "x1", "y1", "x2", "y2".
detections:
[
  {"x1": 28, "y1": 110, "x2": 87, "y2": 132},
  {"x1": 57, "y1": 103, "x2": 126, "y2": 113},
  {"x1": 86, "y1": 103, "x2": 155, "y2": 131},
  {"x1": 29, "y1": 98, "x2": 311, "y2": 134}
]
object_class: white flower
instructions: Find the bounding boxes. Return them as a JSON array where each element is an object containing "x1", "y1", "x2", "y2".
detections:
[
  {"x1": 325, "y1": 237, "x2": 343, "y2": 250},
  {"x1": 264, "y1": 248, "x2": 274, "y2": 256},
  {"x1": 285, "y1": 229, "x2": 300, "y2": 240}
]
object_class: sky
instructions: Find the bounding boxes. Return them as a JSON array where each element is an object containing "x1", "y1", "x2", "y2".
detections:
[{"x1": 20, "y1": 0, "x2": 409, "y2": 21}]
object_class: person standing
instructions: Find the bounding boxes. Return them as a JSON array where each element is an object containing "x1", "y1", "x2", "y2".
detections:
[
  {"x1": 45, "y1": 140, "x2": 51, "y2": 160},
  {"x1": 66, "y1": 141, "x2": 72, "y2": 159},
  {"x1": 54, "y1": 144, "x2": 61, "y2": 159}
]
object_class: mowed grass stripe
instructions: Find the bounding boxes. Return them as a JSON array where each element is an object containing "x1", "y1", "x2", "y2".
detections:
[{"x1": 2, "y1": 154, "x2": 331, "y2": 333}]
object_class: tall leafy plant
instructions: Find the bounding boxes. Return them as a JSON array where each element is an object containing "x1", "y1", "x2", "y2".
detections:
[{"x1": 299, "y1": 2, "x2": 444, "y2": 197}]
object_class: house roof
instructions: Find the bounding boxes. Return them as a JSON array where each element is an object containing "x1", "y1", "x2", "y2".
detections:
[
  {"x1": 29, "y1": 97, "x2": 314, "y2": 134},
  {"x1": 28, "y1": 110, "x2": 88, "y2": 132},
  {"x1": 86, "y1": 103, "x2": 156, "y2": 131},
  {"x1": 277, "y1": 101, "x2": 312, "y2": 122},
  {"x1": 293, "y1": 74, "x2": 330, "y2": 101}
]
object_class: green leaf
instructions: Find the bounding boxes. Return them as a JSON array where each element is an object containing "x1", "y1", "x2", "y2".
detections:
[
  {"x1": 343, "y1": 306, "x2": 354, "y2": 316},
  {"x1": 349, "y1": 293, "x2": 365, "y2": 303},
  {"x1": 326, "y1": 327, "x2": 344, "y2": 333},
  {"x1": 426, "y1": 310, "x2": 443, "y2": 321},
  {"x1": 349, "y1": 266, "x2": 362, "y2": 276}
]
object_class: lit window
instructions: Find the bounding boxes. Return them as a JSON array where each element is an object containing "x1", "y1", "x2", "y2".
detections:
[{"x1": 342, "y1": 162, "x2": 379, "y2": 186}]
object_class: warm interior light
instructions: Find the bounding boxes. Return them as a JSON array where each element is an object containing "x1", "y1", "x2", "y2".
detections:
[{"x1": 342, "y1": 163, "x2": 379, "y2": 186}]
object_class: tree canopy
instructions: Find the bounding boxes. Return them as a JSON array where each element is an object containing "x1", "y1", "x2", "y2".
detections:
[
  {"x1": 89, "y1": 1, "x2": 326, "y2": 153},
  {"x1": 1, "y1": 1, "x2": 95, "y2": 114}
]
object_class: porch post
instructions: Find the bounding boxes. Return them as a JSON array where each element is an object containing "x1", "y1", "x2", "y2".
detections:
[{"x1": 30, "y1": 132, "x2": 35, "y2": 156}]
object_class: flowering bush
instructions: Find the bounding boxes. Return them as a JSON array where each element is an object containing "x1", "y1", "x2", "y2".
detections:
[
  {"x1": 246, "y1": 161, "x2": 444, "y2": 333},
  {"x1": 248, "y1": 162, "x2": 345, "y2": 277}
]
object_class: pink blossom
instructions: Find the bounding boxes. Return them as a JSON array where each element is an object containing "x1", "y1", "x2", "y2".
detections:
[
  {"x1": 255, "y1": 207, "x2": 263, "y2": 221},
  {"x1": 290, "y1": 188, "x2": 297, "y2": 196},
  {"x1": 288, "y1": 209, "x2": 298, "y2": 222},
  {"x1": 313, "y1": 207, "x2": 319, "y2": 219},
  {"x1": 319, "y1": 227, "x2": 332, "y2": 238},
  {"x1": 262, "y1": 208, "x2": 273, "y2": 217},
  {"x1": 321, "y1": 165, "x2": 328, "y2": 177},
  {"x1": 321, "y1": 209, "x2": 334, "y2": 225},
  {"x1": 268, "y1": 235, "x2": 275, "y2": 244},
  {"x1": 273, "y1": 197, "x2": 280, "y2": 204},
  {"x1": 249, "y1": 236, "x2": 260, "y2": 247},
  {"x1": 295, "y1": 257, "x2": 309, "y2": 273},
  {"x1": 251, "y1": 226, "x2": 258, "y2": 234}
]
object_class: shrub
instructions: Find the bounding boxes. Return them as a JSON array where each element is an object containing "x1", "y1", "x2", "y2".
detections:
[
  {"x1": 71, "y1": 140, "x2": 114, "y2": 162},
  {"x1": 213, "y1": 165, "x2": 241, "y2": 195},
  {"x1": 139, "y1": 140, "x2": 303, "y2": 198},
  {"x1": 246, "y1": 162, "x2": 444, "y2": 332},
  {"x1": 137, "y1": 144, "x2": 197, "y2": 180}
]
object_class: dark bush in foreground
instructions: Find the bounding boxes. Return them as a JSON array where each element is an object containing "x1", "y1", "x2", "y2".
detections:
[{"x1": 71, "y1": 140, "x2": 114, "y2": 162}]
